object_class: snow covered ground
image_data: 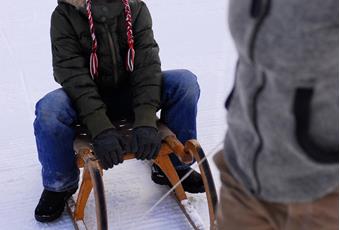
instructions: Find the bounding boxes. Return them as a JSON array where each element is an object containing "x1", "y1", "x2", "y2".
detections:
[{"x1": 0, "y1": 0, "x2": 237, "y2": 229}]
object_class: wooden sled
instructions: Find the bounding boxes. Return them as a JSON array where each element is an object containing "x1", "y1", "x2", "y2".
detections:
[{"x1": 66, "y1": 120, "x2": 217, "y2": 230}]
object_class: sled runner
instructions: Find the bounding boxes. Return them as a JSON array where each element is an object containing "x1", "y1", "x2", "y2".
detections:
[{"x1": 66, "y1": 120, "x2": 217, "y2": 230}]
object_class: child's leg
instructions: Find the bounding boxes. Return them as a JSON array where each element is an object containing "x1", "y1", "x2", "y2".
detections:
[
  {"x1": 160, "y1": 69, "x2": 200, "y2": 170},
  {"x1": 34, "y1": 88, "x2": 79, "y2": 192}
]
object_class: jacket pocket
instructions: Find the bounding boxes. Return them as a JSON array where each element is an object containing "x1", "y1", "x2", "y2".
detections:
[{"x1": 293, "y1": 88, "x2": 338, "y2": 164}]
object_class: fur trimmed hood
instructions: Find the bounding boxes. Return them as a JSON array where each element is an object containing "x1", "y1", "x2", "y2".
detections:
[{"x1": 59, "y1": 0, "x2": 85, "y2": 9}]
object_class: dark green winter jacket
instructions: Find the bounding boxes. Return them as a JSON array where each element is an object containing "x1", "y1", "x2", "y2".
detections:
[{"x1": 51, "y1": 0, "x2": 162, "y2": 138}]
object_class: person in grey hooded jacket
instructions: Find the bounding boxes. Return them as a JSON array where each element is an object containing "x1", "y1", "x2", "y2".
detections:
[{"x1": 215, "y1": 0, "x2": 339, "y2": 229}]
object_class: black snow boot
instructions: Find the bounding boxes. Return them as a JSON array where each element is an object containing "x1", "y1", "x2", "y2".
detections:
[
  {"x1": 151, "y1": 164, "x2": 205, "y2": 193},
  {"x1": 35, "y1": 188, "x2": 77, "y2": 222}
]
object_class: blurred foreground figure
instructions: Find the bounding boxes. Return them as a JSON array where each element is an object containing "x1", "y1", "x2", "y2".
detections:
[{"x1": 215, "y1": 0, "x2": 339, "y2": 229}]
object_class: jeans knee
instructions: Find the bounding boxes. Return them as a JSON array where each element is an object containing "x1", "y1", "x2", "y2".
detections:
[
  {"x1": 177, "y1": 69, "x2": 200, "y2": 101},
  {"x1": 34, "y1": 89, "x2": 76, "y2": 133}
]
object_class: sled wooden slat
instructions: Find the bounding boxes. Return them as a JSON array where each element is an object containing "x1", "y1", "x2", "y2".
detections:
[
  {"x1": 185, "y1": 140, "x2": 218, "y2": 229},
  {"x1": 154, "y1": 155, "x2": 187, "y2": 202},
  {"x1": 74, "y1": 167, "x2": 92, "y2": 221}
]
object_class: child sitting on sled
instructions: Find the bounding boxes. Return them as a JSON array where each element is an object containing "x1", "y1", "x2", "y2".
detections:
[{"x1": 34, "y1": 0, "x2": 204, "y2": 222}]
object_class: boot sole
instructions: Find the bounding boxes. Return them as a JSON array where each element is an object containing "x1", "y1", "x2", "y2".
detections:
[{"x1": 35, "y1": 205, "x2": 64, "y2": 223}]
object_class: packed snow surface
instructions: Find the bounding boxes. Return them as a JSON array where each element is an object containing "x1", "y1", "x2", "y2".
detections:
[
  {"x1": 181, "y1": 199, "x2": 205, "y2": 230},
  {"x1": 0, "y1": 0, "x2": 236, "y2": 229}
]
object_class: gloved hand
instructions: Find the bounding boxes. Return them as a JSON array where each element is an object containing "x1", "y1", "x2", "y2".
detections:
[
  {"x1": 92, "y1": 128, "x2": 126, "y2": 170},
  {"x1": 131, "y1": 127, "x2": 161, "y2": 160}
]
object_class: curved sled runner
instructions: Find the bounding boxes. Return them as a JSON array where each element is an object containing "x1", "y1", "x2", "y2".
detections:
[{"x1": 66, "y1": 121, "x2": 217, "y2": 230}]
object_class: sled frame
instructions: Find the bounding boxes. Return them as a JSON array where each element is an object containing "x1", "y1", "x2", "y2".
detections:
[{"x1": 67, "y1": 121, "x2": 217, "y2": 230}]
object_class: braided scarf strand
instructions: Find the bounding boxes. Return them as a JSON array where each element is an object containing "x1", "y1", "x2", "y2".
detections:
[
  {"x1": 122, "y1": 0, "x2": 135, "y2": 72},
  {"x1": 86, "y1": 0, "x2": 99, "y2": 79},
  {"x1": 86, "y1": 0, "x2": 136, "y2": 79}
]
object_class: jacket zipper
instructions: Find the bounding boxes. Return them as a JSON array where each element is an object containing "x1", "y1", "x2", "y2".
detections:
[
  {"x1": 248, "y1": 0, "x2": 271, "y2": 195},
  {"x1": 104, "y1": 23, "x2": 119, "y2": 85},
  {"x1": 251, "y1": 73, "x2": 267, "y2": 194}
]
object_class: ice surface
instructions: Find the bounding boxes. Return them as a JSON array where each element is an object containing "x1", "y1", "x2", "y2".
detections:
[{"x1": 0, "y1": 0, "x2": 237, "y2": 229}]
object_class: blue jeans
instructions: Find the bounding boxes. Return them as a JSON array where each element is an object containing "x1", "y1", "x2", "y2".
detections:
[{"x1": 34, "y1": 70, "x2": 200, "y2": 192}]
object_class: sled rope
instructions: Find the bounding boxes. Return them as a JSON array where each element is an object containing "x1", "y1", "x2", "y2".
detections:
[
  {"x1": 141, "y1": 141, "x2": 223, "y2": 221},
  {"x1": 86, "y1": 0, "x2": 135, "y2": 79}
]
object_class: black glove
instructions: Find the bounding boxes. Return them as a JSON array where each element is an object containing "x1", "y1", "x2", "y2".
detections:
[
  {"x1": 92, "y1": 128, "x2": 126, "y2": 170},
  {"x1": 131, "y1": 127, "x2": 161, "y2": 160}
]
